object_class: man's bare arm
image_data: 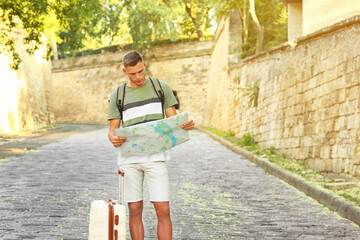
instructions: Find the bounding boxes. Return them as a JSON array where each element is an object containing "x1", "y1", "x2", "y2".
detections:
[
  {"x1": 165, "y1": 106, "x2": 177, "y2": 118},
  {"x1": 165, "y1": 106, "x2": 194, "y2": 130},
  {"x1": 108, "y1": 119, "x2": 127, "y2": 148}
]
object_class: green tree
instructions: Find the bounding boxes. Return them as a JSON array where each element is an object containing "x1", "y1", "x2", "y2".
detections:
[
  {"x1": 96, "y1": 0, "x2": 124, "y2": 45},
  {"x1": 1, "y1": 0, "x2": 286, "y2": 68},
  {"x1": 53, "y1": 0, "x2": 104, "y2": 57},
  {"x1": 124, "y1": 0, "x2": 214, "y2": 53},
  {"x1": 79, "y1": 0, "x2": 130, "y2": 50},
  {"x1": 0, "y1": 0, "x2": 48, "y2": 70},
  {"x1": 213, "y1": 0, "x2": 287, "y2": 58},
  {"x1": 124, "y1": 0, "x2": 179, "y2": 52},
  {"x1": 0, "y1": 0, "x2": 126, "y2": 67},
  {"x1": 181, "y1": 0, "x2": 213, "y2": 41}
]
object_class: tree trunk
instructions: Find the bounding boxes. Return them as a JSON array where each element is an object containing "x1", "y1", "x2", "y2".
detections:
[
  {"x1": 249, "y1": 0, "x2": 264, "y2": 53},
  {"x1": 234, "y1": 0, "x2": 248, "y2": 45},
  {"x1": 184, "y1": 2, "x2": 205, "y2": 41},
  {"x1": 52, "y1": 40, "x2": 58, "y2": 60}
]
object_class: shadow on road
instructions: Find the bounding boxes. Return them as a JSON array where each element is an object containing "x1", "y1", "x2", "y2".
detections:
[{"x1": 0, "y1": 124, "x2": 106, "y2": 159}]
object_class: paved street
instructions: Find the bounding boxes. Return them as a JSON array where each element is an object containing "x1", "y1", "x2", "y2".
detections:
[{"x1": 0, "y1": 126, "x2": 360, "y2": 239}]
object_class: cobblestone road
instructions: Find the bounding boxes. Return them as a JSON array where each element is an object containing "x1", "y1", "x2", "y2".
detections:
[{"x1": 0, "y1": 126, "x2": 360, "y2": 239}]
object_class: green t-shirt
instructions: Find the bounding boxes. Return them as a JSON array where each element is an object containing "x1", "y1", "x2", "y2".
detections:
[{"x1": 108, "y1": 78, "x2": 178, "y2": 127}]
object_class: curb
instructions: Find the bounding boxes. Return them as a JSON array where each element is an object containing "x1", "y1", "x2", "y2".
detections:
[{"x1": 197, "y1": 127, "x2": 360, "y2": 227}]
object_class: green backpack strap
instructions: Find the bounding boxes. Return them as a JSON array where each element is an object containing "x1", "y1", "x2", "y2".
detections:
[
  {"x1": 149, "y1": 78, "x2": 165, "y2": 118},
  {"x1": 116, "y1": 83, "x2": 127, "y2": 126}
]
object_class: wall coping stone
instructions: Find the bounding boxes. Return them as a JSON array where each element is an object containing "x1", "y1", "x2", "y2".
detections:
[
  {"x1": 51, "y1": 41, "x2": 212, "y2": 72},
  {"x1": 231, "y1": 15, "x2": 360, "y2": 69}
]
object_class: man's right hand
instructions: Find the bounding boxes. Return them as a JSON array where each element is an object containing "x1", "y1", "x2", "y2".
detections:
[{"x1": 108, "y1": 119, "x2": 126, "y2": 148}]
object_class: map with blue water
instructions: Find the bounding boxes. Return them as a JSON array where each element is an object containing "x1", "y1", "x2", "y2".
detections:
[{"x1": 115, "y1": 112, "x2": 189, "y2": 157}]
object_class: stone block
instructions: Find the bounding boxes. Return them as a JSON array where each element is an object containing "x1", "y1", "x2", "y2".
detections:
[
  {"x1": 332, "y1": 158, "x2": 343, "y2": 173},
  {"x1": 323, "y1": 119, "x2": 334, "y2": 132},
  {"x1": 296, "y1": 147, "x2": 309, "y2": 160},
  {"x1": 320, "y1": 146, "x2": 331, "y2": 159},
  {"x1": 308, "y1": 77, "x2": 317, "y2": 90},
  {"x1": 337, "y1": 62, "x2": 347, "y2": 78},
  {"x1": 287, "y1": 86, "x2": 297, "y2": 99},
  {"x1": 292, "y1": 137, "x2": 301, "y2": 147},
  {"x1": 313, "y1": 108, "x2": 322, "y2": 122},
  {"x1": 347, "y1": 114, "x2": 360, "y2": 130},
  {"x1": 315, "y1": 121, "x2": 324, "y2": 134},
  {"x1": 303, "y1": 123, "x2": 314, "y2": 135},
  {"x1": 344, "y1": 158, "x2": 351, "y2": 174},
  {"x1": 314, "y1": 158, "x2": 326, "y2": 172},
  {"x1": 349, "y1": 100, "x2": 358, "y2": 115},
  {"x1": 312, "y1": 86, "x2": 321, "y2": 101},
  {"x1": 296, "y1": 82, "x2": 304, "y2": 94},
  {"x1": 352, "y1": 69, "x2": 360, "y2": 85},
  {"x1": 293, "y1": 124, "x2": 304, "y2": 137},
  {"x1": 283, "y1": 128, "x2": 290, "y2": 138},
  {"x1": 325, "y1": 158, "x2": 333, "y2": 172},
  {"x1": 295, "y1": 104, "x2": 306, "y2": 115},
  {"x1": 315, "y1": 72, "x2": 325, "y2": 86},
  {"x1": 302, "y1": 136, "x2": 313, "y2": 147},
  {"x1": 337, "y1": 145, "x2": 351, "y2": 158},
  {"x1": 321, "y1": 94, "x2": 333, "y2": 108},
  {"x1": 334, "y1": 118, "x2": 341, "y2": 131},
  {"x1": 322, "y1": 106, "x2": 335, "y2": 122},
  {"x1": 332, "y1": 145, "x2": 338, "y2": 158},
  {"x1": 323, "y1": 68, "x2": 332, "y2": 83},
  {"x1": 303, "y1": 90, "x2": 313, "y2": 103},
  {"x1": 354, "y1": 151, "x2": 360, "y2": 165},
  {"x1": 356, "y1": 166, "x2": 360, "y2": 178},
  {"x1": 330, "y1": 104, "x2": 340, "y2": 119},
  {"x1": 338, "y1": 88, "x2": 346, "y2": 103},
  {"x1": 312, "y1": 146, "x2": 321, "y2": 158},
  {"x1": 348, "y1": 86, "x2": 359, "y2": 101},
  {"x1": 337, "y1": 116, "x2": 347, "y2": 130},
  {"x1": 339, "y1": 100, "x2": 349, "y2": 116}
]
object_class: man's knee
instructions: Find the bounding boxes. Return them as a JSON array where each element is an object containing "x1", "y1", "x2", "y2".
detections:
[
  {"x1": 128, "y1": 201, "x2": 143, "y2": 218},
  {"x1": 154, "y1": 202, "x2": 170, "y2": 219}
]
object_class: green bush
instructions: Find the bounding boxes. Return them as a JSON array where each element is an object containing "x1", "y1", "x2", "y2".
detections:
[{"x1": 236, "y1": 132, "x2": 256, "y2": 147}]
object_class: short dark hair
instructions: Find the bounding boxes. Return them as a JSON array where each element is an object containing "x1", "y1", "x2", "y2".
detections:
[{"x1": 122, "y1": 51, "x2": 143, "y2": 67}]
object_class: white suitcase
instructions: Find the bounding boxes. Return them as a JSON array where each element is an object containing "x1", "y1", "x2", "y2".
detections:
[{"x1": 89, "y1": 170, "x2": 126, "y2": 240}]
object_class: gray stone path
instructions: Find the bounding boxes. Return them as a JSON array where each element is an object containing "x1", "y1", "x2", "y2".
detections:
[{"x1": 0, "y1": 126, "x2": 360, "y2": 239}]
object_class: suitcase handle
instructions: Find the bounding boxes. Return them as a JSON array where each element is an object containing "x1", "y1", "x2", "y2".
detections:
[{"x1": 118, "y1": 169, "x2": 125, "y2": 205}]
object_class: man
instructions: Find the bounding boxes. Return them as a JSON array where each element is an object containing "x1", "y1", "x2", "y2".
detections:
[{"x1": 107, "y1": 50, "x2": 194, "y2": 240}]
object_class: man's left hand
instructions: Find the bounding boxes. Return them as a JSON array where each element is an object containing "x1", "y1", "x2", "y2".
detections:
[{"x1": 181, "y1": 120, "x2": 195, "y2": 130}]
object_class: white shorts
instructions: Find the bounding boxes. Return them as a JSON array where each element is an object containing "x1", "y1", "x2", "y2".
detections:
[{"x1": 119, "y1": 161, "x2": 170, "y2": 203}]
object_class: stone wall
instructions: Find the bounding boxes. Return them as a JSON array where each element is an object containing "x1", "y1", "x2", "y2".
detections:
[
  {"x1": 205, "y1": 15, "x2": 360, "y2": 180},
  {"x1": 51, "y1": 14, "x2": 360, "y2": 180},
  {"x1": 0, "y1": 29, "x2": 54, "y2": 134},
  {"x1": 51, "y1": 41, "x2": 212, "y2": 125}
]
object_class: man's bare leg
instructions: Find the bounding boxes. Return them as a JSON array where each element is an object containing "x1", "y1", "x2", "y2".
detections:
[
  {"x1": 128, "y1": 201, "x2": 144, "y2": 240},
  {"x1": 153, "y1": 201, "x2": 172, "y2": 240}
]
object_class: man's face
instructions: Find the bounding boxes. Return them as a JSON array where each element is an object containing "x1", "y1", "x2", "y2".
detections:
[{"x1": 123, "y1": 61, "x2": 146, "y2": 87}]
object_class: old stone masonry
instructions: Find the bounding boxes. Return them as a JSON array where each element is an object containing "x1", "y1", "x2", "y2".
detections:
[{"x1": 0, "y1": 126, "x2": 360, "y2": 239}]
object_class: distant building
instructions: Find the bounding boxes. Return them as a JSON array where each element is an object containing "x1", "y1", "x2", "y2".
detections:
[{"x1": 284, "y1": 0, "x2": 360, "y2": 40}]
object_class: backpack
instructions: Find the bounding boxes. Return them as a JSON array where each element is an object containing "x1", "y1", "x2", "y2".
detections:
[{"x1": 115, "y1": 78, "x2": 179, "y2": 126}]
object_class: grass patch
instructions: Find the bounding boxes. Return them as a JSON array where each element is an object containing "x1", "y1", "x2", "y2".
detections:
[
  {"x1": 202, "y1": 127, "x2": 238, "y2": 143},
  {"x1": 201, "y1": 126, "x2": 360, "y2": 208}
]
